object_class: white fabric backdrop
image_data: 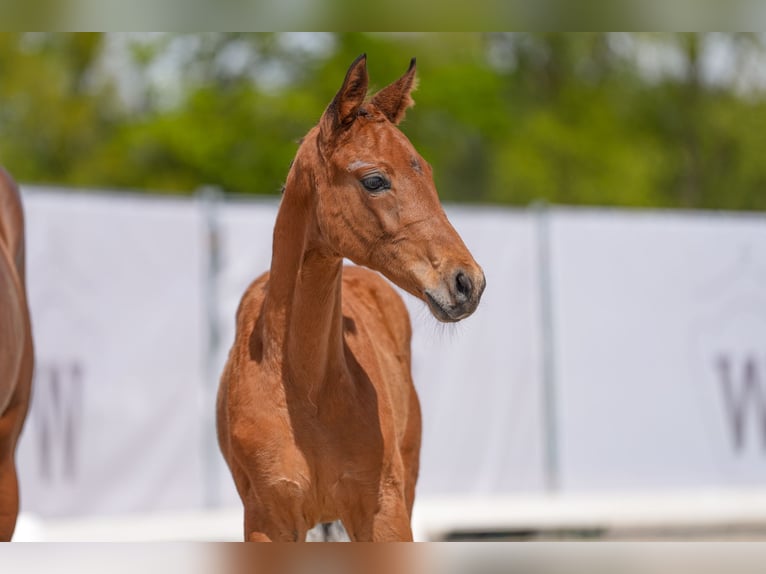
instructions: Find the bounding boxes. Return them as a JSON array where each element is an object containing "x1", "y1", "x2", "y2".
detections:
[
  {"x1": 550, "y1": 209, "x2": 766, "y2": 491},
  {"x1": 17, "y1": 188, "x2": 206, "y2": 517},
  {"x1": 14, "y1": 187, "x2": 766, "y2": 519}
]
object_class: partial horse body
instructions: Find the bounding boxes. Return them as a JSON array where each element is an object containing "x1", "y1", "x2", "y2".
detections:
[
  {"x1": 0, "y1": 168, "x2": 33, "y2": 541},
  {"x1": 217, "y1": 55, "x2": 485, "y2": 542}
]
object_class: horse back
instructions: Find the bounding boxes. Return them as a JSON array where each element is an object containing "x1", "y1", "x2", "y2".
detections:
[{"x1": 0, "y1": 168, "x2": 26, "y2": 280}]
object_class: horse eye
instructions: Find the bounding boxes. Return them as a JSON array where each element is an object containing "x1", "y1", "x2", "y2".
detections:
[{"x1": 360, "y1": 175, "x2": 389, "y2": 192}]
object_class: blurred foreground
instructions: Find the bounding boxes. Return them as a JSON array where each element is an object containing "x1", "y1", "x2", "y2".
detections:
[{"x1": 3, "y1": 540, "x2": 766, "y2": 574}]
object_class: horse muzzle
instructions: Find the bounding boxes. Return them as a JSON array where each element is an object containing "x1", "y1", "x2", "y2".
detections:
[{"x1": 424, "y1": 267, "x2": 486, "y2": 323}]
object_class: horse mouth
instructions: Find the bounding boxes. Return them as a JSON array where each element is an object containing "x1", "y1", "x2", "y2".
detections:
[{"x1": 424, "y1": 292, "x2": 472, "y2": 323}]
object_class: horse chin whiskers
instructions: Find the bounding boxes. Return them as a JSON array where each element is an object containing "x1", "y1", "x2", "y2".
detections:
[
  {"x1": 413, "y1": 301, "x2": 462, "y2": 343},
  {"x1": 424, "y1": 289, "x2": 475, "y2": 323}
]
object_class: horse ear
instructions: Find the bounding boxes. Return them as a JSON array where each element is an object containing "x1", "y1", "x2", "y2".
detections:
[
  {"x1": 322, "y1": 54, "x2": 369, "y2": 137},
  {"x1": 371, "y1": 58, "x2": 417, "y2": 125}
]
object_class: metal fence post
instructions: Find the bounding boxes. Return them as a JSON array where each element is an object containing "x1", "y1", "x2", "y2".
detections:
[
  {"x1": 198, "y1": 185, "x2": 223, "y2": 508},
  {"x1": 534, "y1": 201, "x2": 560, "y2": 493}
]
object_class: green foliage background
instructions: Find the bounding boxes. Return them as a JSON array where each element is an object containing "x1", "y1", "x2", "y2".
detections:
[{"x1": 1, "y1": 32, "x2": 765, "y2": 211}]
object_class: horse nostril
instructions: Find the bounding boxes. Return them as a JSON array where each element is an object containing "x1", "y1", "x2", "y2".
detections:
[{"x1": 455, "y1": 271, "x2": 473, "y2": 301}]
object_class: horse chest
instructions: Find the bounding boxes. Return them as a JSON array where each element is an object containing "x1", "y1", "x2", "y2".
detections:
[{"x1": 241, "y1": 375, "x2": 389, "y2": 496}]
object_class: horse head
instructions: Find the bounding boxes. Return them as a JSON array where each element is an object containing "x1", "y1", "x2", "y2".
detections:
[{"x1": 295, "y1": 54, "x2": 486, "y2": 322}]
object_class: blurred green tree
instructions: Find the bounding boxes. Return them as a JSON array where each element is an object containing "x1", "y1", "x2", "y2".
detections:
[{"x1": 0, "y1": 32, "x2": 764, "y2": 211}]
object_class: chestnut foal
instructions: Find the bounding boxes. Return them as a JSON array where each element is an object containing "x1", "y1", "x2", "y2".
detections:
[
  {"x1": 0, "y1": 168, "x2": 33, "y2": 541},
  {"x1": 217, "y1": 55, "x2": 485, "y2": 542}
]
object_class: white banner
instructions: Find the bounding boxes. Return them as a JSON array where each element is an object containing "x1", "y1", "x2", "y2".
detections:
[
  {"x1": 16, "y1": 187, "x2": 766, "y2": 520},
  {"x1": 550, "y1": 209, "x2": 766, "y2": 491},
  {"x1": 17, "y1": 189, "x2": 206, "y2": 517}
]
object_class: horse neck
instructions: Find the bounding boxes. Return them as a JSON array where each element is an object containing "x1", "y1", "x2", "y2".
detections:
[{"x1": 262, "y1": 154, "x2": 345, "y2": 400}]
